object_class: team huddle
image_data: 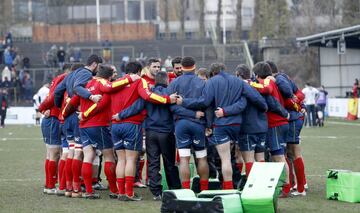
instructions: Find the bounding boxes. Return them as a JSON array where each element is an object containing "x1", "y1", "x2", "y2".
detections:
[{"x1": 39, "y1": 54, "x2": 307, "y2": 201}]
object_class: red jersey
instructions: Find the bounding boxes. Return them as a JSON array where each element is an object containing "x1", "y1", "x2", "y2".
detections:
[
  {"x1": 65, "y1": 75, "x2": 134, "y2": 128},
  {"x1": 111, "y1": 78, "x2": 171, "y2": 125},
  {"x1": 168, "y1": 72, "x2": 177, "y2": 83},
  {"x1": 142, "y1": 74, "x2": 155, "y2": 88},
  {"x1": 58, "y1": 92, "x2": 69, "y2": 124},
  {"x1": 38, "y1": 73, "x2": 67, "y2": 118},
  {"x1": 251, "y1": 78, "x2": 288, "y2": 128}
]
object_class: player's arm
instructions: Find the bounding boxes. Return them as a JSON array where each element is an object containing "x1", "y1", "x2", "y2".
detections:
[
  {"x1": 170, "y1": 104, "x2": 197, "y2": 118},
  {"x1": 54, "y1": 79, "x2": 66, "y2": 108},
  {"x1": 100, "y1": 75, "x2": 134, "y2": 93},
  {"x1": 249, "y1": 79, "x2": 272, "y2": 95},
  {"x1": 138, "y1": 79, "x2": 171, "y2": 104},
  {"x1": 38, "y1": 94, "x2": 55, "y2": 112},
  {"x1": 118, "y1": 98, "x2": 146, "y2": 120},
  {"x1": 83, "y1": 94, "x2": 111, "y2": 118},
  {"x1": 62, "y1": 95, "x2": 80, "y2": 118},
  {"x1": 276, "y1": 75, "x2": 293, "y2": 99},
  {"x1": 73, "y1": 72, "x2": 92, "y2": 99},
  {"x1": 220, "y1": 96, "x2": 248, "y2": 116},
  {"x1": 265, "y1": 96, "x2": 288, "y2": 118},
  {"x1": 182, "y1": 81, "x2": 215, "y2": 110},
  {"x1": 242, "y1": 83, "x2": 268, "y2": 112}
]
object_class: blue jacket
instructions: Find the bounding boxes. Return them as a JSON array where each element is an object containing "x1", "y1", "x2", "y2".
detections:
[
  {"x1": 167, "y1": 72, "x2": 206, "y2": 125},
  {"x1": 119, "y1": 84, "x2": 175, "y2": 133},
  {"x1": 275, "y1": 73, "x2": 301, "y2": 121},
  {"x1": 54, "y1": 67, "x2": 93, "y2": 107},
  {"x1": 182, "y1": 72, "x2": 264, "y2": 126}
]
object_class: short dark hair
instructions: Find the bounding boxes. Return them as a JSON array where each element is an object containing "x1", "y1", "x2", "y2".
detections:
[
  {"x1": 196, "y1": 68, "x2": 209, "y2": 78},
  {"x1": 171, "y1": 57, "x2": 182, "y2": 67},
  {"x1": 253, "y1": 62, "x2": 272, "y2": 79},
  {"x1": 209, "y1": 63, "x2": 226, "y2": 77},
  {"x1": 62, "y1": 63, "x2": 72, "y2": 71},
  {"x1": 71, "y1": 63, "x2": 84, "y2": 71},
  {"x1": 147, "y1": 58, "x2": 160, "y2": 66},
  {"x1": 266, "y1": 61, "x2": 279, "y2": 74},
  {"x1": 125, "y1": 61, "x2": 143, "y2": 74},
  {"x1": 235, "y1": 64, "x2": 250, "y2": 80},
  {"x1": 86, "y1": 54, "x2": 103, "y2": 66},
  {"x1": 181, "y1": 56, "x2": 196, "y2": 69},
  {"x1": 96, "y1": 64, "x2": 114, "y2": 79},
  {"x1": 155, "y1": 71, "x2": 169, "y2": 85}
]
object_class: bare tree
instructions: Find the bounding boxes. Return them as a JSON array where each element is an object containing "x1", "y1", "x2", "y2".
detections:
[
  {"x1": 342, "y1": 0, "x2": 360, "y2": 26},
  {"x1": 198, "y1": 0, "x2": 205, "y2": 39},
  {"x1": 216, "y1": 0, "x2": 222, "y2": 43},
  {"x1": 234, "y1": 0, "x2": 242, "y2": 42}
]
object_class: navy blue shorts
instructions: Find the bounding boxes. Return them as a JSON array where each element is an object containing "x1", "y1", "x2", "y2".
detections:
[
  {"x1": 287, "y1": 119, "x2": 303, "y2": 144},
  {"x1": 212, "y1": 125, "x2": 241, "y2": 145},
  {"x1": 80, "y1": 126, "x2": 113, "y2": 150},
  {"x1": 64, "y1": 113, "x2": 80, "y2": 144},
  {"x1": 60, "y1": 123, "x2": 68, "y2": 148},
  {"x1": 175, "y1": 120, "x2": 206, "y2": 151},
  {"x1": 239, "y1": 133, "x2": 266, "y2": 152},
  {"x1": 41, "y1": 116, "x2": 61, "y2": 146},
  {"x1": 266, "y1": 124, "x2": 289, "y2": 155},
  {"x1": 111, "y1": 123, "x2": 142, "y2": 151}
]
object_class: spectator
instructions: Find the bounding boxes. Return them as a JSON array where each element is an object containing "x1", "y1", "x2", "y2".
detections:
[
  {"x1": 22, "y1": 57, "x2": 30, "y2": 69},
  {"x1": 73, "y1": 47, "x2": 82, "y2": 62},
  {"x1": 57, "y1": 46, "x2": 66, "y2": 69},
  {"x1": 0, "y1": 88, "x2": 9, "y2": 128},
  {"x1": 22, "y1": 71, "x2": 33, "y2": 103},
  {"x1": 1, "y1": 77, "x2": 12, "y2": 89},
  {"x1": 4, "y1": 47, "x2": 13, "y2": 68},
  {"x1": 353, "y1": 79, "x2": 360, "y2": 98},
  {"x1": 302, "y1": 82, "x2": 319, "y2": 127},
  {"x1": 316, "y1": 85, "x2": 328, "y2": 120},
  {"x1": 33, "y1": 83, "x2": 50, "y2": 125},
  {"x1": 164, "y1": 56, "x2": 172, "y2": 71},
  {"x1": 2, "y1": 66, "x2": 11, "y2": 82},
  {"x1": 13, "y1": 49, "x2": 23, "y2": 71},
  {"x1": 66, "y1": 43, "x2": 74, "y2": 62},
  {"x1": 46, "y1": 45, "x2": 58, "y2": 67},
  {"x1": 5, "y1": 32, "x2": 13, "y2": 48},
  {"x1": 102, "y1": 39, "x2": 112, "y2": 63}
]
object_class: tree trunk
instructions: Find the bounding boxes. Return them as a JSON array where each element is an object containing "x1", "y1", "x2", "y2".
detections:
[
  {"x1": 199, "y1": 0, "x2": 205, "y2": 39},
  {"x1": 234, "y1": 0, "x2": 242, "y2": 41}
]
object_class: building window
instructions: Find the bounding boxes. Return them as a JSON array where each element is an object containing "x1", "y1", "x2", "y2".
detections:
[
  {"x1": 128, "y1": 1, "x2": 141, "y2": 21},
  {"x1": 100, "y1": 5, "x2": 112, "y2": 20},
  {"x1": 242, "y1": 7, "x2": 253, "y2": 17},
  {"x1": 32, "y1": 2, "x2": 46, "y2": 22},
  {"x1": 144, "y1": 1, "x2": 157, "y2": 20},
  {"x1": 112, "y1": 1, "x2": 125, "y2": 21},
  {"x1": 14, "y1": 0, "x2": 29, "y2": 21}
]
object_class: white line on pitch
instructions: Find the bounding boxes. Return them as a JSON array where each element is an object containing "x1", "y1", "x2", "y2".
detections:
[
  {"x1": 0, "y1": 178, "x2": 41, "y2": 182},
  {"x1": 327, "y1": 121, "x2": 360, "y2": 126}
]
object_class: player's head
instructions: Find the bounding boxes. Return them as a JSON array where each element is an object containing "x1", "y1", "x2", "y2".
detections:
[
  {"x1": 266, "y1": 60, "x2": 279, "y2": 74},
  {"x1": 70, "y1": 63, "x2": 84, "y2": 72},
  {"x1": 126, "y1": 61, "x2": 143, "y2": 75},
  {"x1": 181, "y1": 56, "x2": 196, "y2": 73},
  {"x1": 235, "y1": 64, "x2": 250, "y2": 80},
  {"x1": 147, "y1": 58, "x2": 161, "y2": 77},
  {"x1": 86, "y1": 54, "x2": 103, "y2": 73},
  {"x1": 155, "y1": 71, "x2": 169, "y2": 86},
  {"x1": 253, "y1": 62, "x2": 272, "y2": 79},
  {"x1": 171, "y1": 56, "x2": 182, "y2": 76},
  {"x1": 97, "y1": 64, "x2": 114, "y2": 80},
  {"x1": 209, "y1": 63, "x2": 225, "y2": 77},
  {"x1": 196, "y1": 68, "x2": 209, "y2": 81},
  {"x1": 62, "y1": 63, "x2": 72, "y2": 73}
]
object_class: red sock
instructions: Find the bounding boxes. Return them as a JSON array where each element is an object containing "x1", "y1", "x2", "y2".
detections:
[
  {"x1": 92, "y1": 177, "x2": 98, "y2": 184},
  {"x1": 125, "y1": 176, "x2": 135, "y2": 197},
  {"x1": 200, "y1": 179, "x2": 208, "y2": 191},
  {"x1": 182, "y1": 180, "x2": 190, "y2": 189},
  {"x1": 222, "y1": 180, "x2": 233, "y2": 190},
  {"x1": 293, "y1": 157, "x2": 306, "y2": 193},
  {"x1": 236, "y1": 163, "x2": 243, "y2": 174},
  {"x1": 65, "y1": 158, "x2": 73, "y2": 191},
  {"x1": 282, "y1": 183, "x2": 291, "y2": 194},
  {"x1": 58, "y1": 159, "x2": 65, "y2": 186},
  {"x1": 286, "y1": 157, "x2": 295, "y2": 187},
  {"x1": 105, "y1": 162, "x2": 118, "y2": 193},
  {"x1": 117, "y1": 178, "x2": 125, "y2": 195},
  {"x1": 145, "y1": 160, "x2": 149, "y2": 184},
  {"x1": 59, "y1": 165, "x2": 66, "y2": 190},
  {"x1": 176, "y1": 150, "x2": 180, "y2": 163},
  {"x1": 139, "y1": 159, "x2": 145, "y2": 182},
  {"x1": 81, "y1": 162, "x2": 93, "y2": 193},
  {"x1": 72, "y1": 159, "x2": 82, "y2": 192},
  {"x1": 48, "y1": 160, "x2": 57, "y2": 189},
  {"x1": 245, "y1": 162, "x2": 253, "y2": 177},
  {"x1": 45, "y1": 159, "x2": 49, "y2": 188}
]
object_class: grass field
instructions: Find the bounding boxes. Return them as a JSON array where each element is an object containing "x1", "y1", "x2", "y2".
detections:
[{"x1": 1, "y1": 119, "x2": 360, "y2": 212}]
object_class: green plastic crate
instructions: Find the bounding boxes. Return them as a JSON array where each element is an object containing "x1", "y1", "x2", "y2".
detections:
[
  {"x1": 326, "y1": 169, "x2": 360, "y2": 203},
  {"x1": 241, "y1": 162, "x2": 285, "y2": 213},
  {"x1": 198, "y1": 189, "x2": 240, "y2": 198}
]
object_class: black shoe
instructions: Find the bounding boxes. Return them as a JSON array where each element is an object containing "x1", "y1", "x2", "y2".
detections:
[
  {"x1": 109, "y1": 192, "x2": 118, "y2": 199},
  {"x1": 124, "y1": 193, "x2": 142, "y2": 201}
]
